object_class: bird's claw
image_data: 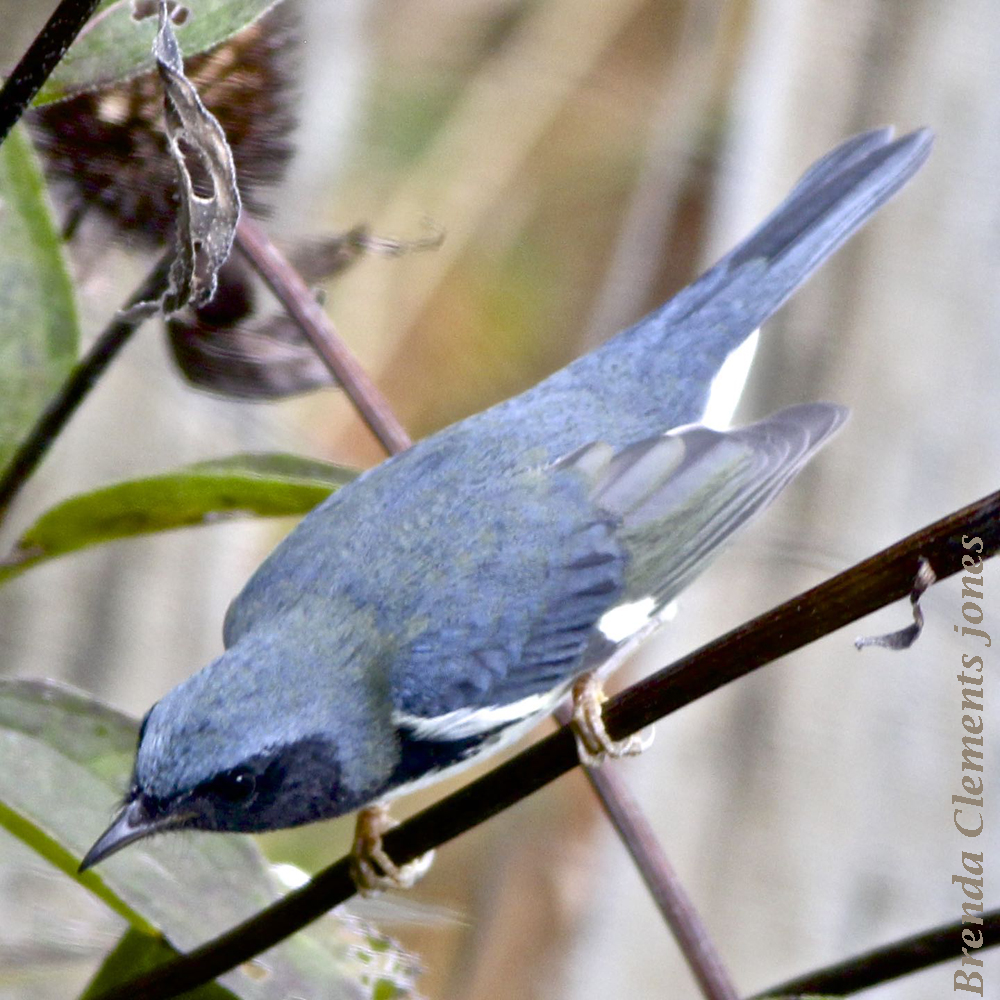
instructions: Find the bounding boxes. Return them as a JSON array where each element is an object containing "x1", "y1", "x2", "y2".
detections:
[
  {"x1": 570, "y1": 673, "x2": 654, "y2": 767},
  {"x1": 350, "y1": 802, "x2": 435, "y2": 895}
]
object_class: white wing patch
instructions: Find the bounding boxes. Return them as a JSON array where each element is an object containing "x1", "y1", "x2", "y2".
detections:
[{"x1": 596, "y1": 596, "x2": 656, "y2": 643}]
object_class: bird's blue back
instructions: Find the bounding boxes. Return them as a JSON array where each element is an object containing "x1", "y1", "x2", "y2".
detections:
[{"x1": 226, "y1": 128, "x2": 931, "y2": 654}]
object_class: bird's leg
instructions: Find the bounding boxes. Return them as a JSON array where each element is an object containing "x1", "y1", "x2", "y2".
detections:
[
  {"x1": 349, "y1": 801, "x2": 435, "y2": 895},
  {"x1": 570, "y1": 673, "x2": 654, "y2": 767}
]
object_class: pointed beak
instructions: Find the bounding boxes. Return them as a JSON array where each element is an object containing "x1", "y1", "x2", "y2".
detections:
[{"x1": 79, "y1": 796, "x2": 169, "y2": 872}]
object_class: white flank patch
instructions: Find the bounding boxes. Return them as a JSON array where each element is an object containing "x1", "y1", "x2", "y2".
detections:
[
  {"x1": 393, "y1": 689, "x2": 562, "y2": 742},
  {"x1": 597, "y1": 596, "x2": 657, "y2": 643},
  {"x1": 702, "y1": 329, "x2": 759, "y2": 429},
  {"x1": 271, "y1": 862, "x2": 311, "y2": 890},
  {"x1": 387, "y1": 689, "x2": 570, "y2": 801}
]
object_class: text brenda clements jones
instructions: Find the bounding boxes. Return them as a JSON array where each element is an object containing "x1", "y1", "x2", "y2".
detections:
[{"x1": 952, "y1": 534, "x2": 987, "y2": 996}]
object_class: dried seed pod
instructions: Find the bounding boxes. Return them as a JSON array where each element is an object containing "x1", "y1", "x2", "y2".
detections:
[
  {"x1": 165, "y1": 225, "x2": 448, "y2": 400},
  {"x1": 166, "y1": 314, "x2": 337, "y2": 399},
  {"x1": 167, "y1": 258, "x2": 336, "y2": 399},
  {"x1": 32, "y1": 1, "x2": 299, "y2": 245}
]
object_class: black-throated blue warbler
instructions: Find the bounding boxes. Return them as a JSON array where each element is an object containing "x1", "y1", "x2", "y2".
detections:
[{"x1": 80, "y1": 128, "x2": 931, "y2": 887}]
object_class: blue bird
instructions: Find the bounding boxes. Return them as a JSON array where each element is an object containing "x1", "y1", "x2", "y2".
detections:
[{"x1": 80, "y1": 128, "x2": 931, "y2": 888}]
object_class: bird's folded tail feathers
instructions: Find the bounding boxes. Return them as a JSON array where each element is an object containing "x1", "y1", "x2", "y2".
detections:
[
  {"x1": 723, "y1": 127, "x2": 932, "y2": 287},
  {"x1": 626, "y1": 127, "x2": 933, "y2": 366}
]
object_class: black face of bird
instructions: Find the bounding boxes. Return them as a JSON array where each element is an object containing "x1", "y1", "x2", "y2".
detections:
[
  {"x1": 80, "y1": 732, "x2": 350, "y2": 870},
  {"x1": 142, "y1": 736, "x2": 352, "y2": 832}
]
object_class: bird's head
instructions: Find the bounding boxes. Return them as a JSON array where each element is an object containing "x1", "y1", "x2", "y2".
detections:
[{"x1": 79, "y1": 628, "x2": 396, "y2": 870}]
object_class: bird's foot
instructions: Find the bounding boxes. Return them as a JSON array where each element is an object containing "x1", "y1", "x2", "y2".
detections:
[
  {"x1": 570, "y1": 673, "x2": 654, "y2": 767},
  {"x1": 350, "y1": 802, "x2": 435, "y2": 896}
]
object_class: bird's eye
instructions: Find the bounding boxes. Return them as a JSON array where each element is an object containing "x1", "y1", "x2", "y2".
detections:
[{"x1": 211, "y1": 767, "x2": 257, "y2": 803}]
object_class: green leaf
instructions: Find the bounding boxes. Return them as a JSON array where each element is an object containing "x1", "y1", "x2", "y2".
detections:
[
  {"x1": 0, "y1": 453, "x2": 355, "y2": 586},
  {"x1": 79, "y1": 928, "x2": 237, "y2": 1000},
  {"x1": 0, "y1": 679, "x2": 421, "y2": 999},
  {"x1": 36, "y1": 0, "x2": 286, "y2": 105},
  {"x1": 0, "y1": 125, "x2": 79, "y2": 477}
]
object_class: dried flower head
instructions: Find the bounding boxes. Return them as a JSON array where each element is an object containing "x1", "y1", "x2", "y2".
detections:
[{"x1": 32, "y1": 1, "x2": 299, "y2": 245}]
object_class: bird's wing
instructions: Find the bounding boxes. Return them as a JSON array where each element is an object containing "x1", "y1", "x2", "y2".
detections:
[
  {"x1": 391, "y1": 502, "x2": 628, "y2": 730},
  {"x1": 581, "y1": 402, "x2": 848, "y2": 609},
  {"x1": 392, "y1": 403, "x2": 845, "y2": 737}
]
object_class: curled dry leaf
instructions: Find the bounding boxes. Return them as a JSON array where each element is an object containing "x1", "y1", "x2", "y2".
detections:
[
  {"x1": 129, "y1": 0, "x2": 241, "y2": 317},
  {"x1": 33, "y1": 3, "x2": 299, "y2": 246},
  {"x1": 854, "y1": 556, "x2": 937, "y2": 651}
]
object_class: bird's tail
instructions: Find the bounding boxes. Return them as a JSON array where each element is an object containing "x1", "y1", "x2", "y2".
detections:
[
  {"x1": 469, "y1": 128, "x2": 931, "y2": 462},
  {"x1": 662, "y1": 127, "x2": 933, "y2": 337},
  {"x1": 525, "y1": 128, "x2": 931, "y2": 454}
]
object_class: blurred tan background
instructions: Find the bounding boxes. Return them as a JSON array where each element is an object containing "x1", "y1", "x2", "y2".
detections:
[{"x1": 1, "y1": 0, "x2": 998, "y2": 998}]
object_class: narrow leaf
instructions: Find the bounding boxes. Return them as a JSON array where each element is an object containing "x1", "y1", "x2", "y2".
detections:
[
  {"x1": 35, "y1": 0, "x2": 285, "y2": 105},
  {"x1": 79, "y1": 928, "x2": 237, "y2": 1000},
  {"x1": 0, "y1": 453, "x2": 355, "y2": 585},
  {"x1": 0, "y1": 124, "x2": 79, "y2": 477}
]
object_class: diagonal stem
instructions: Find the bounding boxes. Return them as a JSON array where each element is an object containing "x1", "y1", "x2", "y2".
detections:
[
  {"x1": 582, "y1": 760, "x2": 739, "y2": 1000},
  {"x1": 751, "y1": 907, "x2": 1000, "y2": 997},
  {"x1": 85, "y1": 484, "x2": 1000, "y2": 1000},
  {"x1": 554, "y1": 699, "x2": 738, "y2": 1000},
  {"x1": 234, "y1": 216, "x2": 413, "y2": 454},
  {"x1": 0, "y1": 0, "x2": 102, "y2": 145},
  {"x1": 0, "y1": 252, "x2": 173, "y2": 525}
]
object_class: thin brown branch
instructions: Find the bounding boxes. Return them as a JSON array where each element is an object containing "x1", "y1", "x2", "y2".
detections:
[
  {"x1": 234, "y1": 215, "x2": 413, "y2": 454},
  {"x1": 552, "y1": 701, "x2": 738, "y2": 1000},
  {"x1": 0, "y1": 0, "x2": 102, "y2": 145},
  {"x1": 583, "y1": 760, "x2": 740, "y2": 1000},
  {"x1": 0, "y1": 252, "x2": 173, "y2": 525},
  {"x1": 608, "y1": 489, "x2": 1000, "y2": 736},
  {"x1": 751, "y1": 907, "x2": 1000, "y2": 997},
  {"x1": 88, "y1": 485, "x2": 1000, "y2": 1000}
]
